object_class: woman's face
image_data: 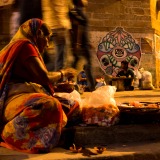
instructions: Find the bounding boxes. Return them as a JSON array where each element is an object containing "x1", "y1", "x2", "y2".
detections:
[{"x1": 36, "y1": 31, "x2": 50, "y2": 53}]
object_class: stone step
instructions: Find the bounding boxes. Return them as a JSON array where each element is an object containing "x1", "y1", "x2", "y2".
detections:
[
  {"x1": 1, "y1": 142, "x2": 160, "y2": 160},
  {"x1": 1, "y1": 124, "x2": 160, "y2": 160},
  {"x1": 60, "y1": 124, "x2": 160, "y2": 148}
]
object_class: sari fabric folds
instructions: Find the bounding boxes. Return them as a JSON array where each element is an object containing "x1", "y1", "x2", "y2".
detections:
[
  {"x1": 1, "y1": 90, "x2": 63, "y2": 153},
  {"x1": 0, "y1": 19, "x2": 80, "y2": 153}
]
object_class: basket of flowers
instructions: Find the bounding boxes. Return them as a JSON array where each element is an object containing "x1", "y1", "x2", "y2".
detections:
[{"x1": 117, "y1": 101, "x2": 160, "y2": 124}]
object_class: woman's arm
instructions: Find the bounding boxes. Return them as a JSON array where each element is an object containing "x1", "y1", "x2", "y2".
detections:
[
  {"x1": 24, "y1": 56, "x2": 62, "y2": 85},
  {"x1": 16, "y1": 43, "x2": 77, "y2": 85},
  {"x1": 24, "y1": 57, "x2": 77, "y2": 85}
]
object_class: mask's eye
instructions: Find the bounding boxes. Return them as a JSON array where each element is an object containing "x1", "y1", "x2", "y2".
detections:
[
  {"x1": 100, "y1": 55, "x2": 110, "y2": 67},
  {"x1": 126, "y1": 56, "x2": 139, "y2": 67}
]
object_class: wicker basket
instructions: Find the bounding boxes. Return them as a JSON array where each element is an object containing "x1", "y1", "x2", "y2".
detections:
[
  {"x1": 118, "y1": 102, "x2": 160, "y2": 124},
  {"x1": 54, "y1": 83, "x2": 75, "y2": 93}
]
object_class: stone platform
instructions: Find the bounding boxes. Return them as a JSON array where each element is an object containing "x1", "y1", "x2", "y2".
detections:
[
  {"x1": 81, "y1": 89, "x2": 160, "y2": 103},
  {"x1": 1, "y1": 89, "x2": 160, "y2": 160}
]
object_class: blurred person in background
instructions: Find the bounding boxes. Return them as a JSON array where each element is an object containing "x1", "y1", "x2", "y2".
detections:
[
  {"x1": 19, "y1": 0, "x2": 42, "y2": 25},
  {"x1": 0, "y1": 18, "x2": 81, "y2": 153},
  {"x1": 42, "y1": 0, "x2": 73, "y2": 72},
  {"x1": 77, "y1": 65, "x2": 89, "y2": 94},
  {"x1": 69, "y1": 0, "x2": 95, "y2": 91},
  {"x1": 116, "y1": 60, "x2": 135, "y2": 91},
  {"x1": 95, "y1": 75, "x2": 106, "y2": 89},
  {"x1": 9, "y1": 0, "x2": 20, "y2": 38},
  {"x1": 139, "y1": 67, "x2": 155, "y2": 90}
]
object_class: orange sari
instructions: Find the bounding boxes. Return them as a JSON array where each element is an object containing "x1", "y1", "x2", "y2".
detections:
[{"x1": 0, "y1": 19, "x2": 80, "y2": 153}]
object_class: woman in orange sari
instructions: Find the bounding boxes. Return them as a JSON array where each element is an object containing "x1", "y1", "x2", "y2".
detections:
[{"x1": 0, "y1": 18, "x2": 80, "y2": 153}]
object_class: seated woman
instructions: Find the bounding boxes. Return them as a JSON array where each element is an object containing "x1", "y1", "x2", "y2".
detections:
[
  {"x1": 0, "y1": 18, "x2": 81, "y2": 153},
  {"x1": 116, "y1": 60, "x2": 134, "y2": 91}
]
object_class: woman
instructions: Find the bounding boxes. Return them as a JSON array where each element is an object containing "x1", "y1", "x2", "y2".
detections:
[{"x1": 0, "y1": 18, "x2": 80, "y2": 153}]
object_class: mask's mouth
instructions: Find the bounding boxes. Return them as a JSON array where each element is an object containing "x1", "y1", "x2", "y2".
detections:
[{"x1": 115, "y1": 48, "x2": 124, "y2": 57}]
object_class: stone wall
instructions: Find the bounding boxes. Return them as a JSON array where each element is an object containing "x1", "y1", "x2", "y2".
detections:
[
  {"x1": 0, "y1": 5, "x2": 12, "y2": 49},
  {"x1": 86, "y1": 0, "x2": 157, "y2": 86},
  {"x1": 87, "y1": 0, "x2": 153, "y2": 33}
]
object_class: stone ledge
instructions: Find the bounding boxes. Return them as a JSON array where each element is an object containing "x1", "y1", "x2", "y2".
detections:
[
  {"x1": 59, "y1": 123, "x2": 160, "y2": 149},
  {"x1": 1, "y1": 142, "x2": 160, "y2": 160}
]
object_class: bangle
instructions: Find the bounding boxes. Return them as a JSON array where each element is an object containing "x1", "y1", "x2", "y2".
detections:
[{"x1": 59, "y1": 70, "x2": 63, "y2": 80}]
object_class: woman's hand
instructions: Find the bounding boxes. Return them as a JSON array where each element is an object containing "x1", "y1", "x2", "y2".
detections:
[
  {"x1": 60, "y1": 68, "x2": 77, "y2": 79},
  {"x1": 48, "y1": 68, "x2": 77, "y2": 84}
]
